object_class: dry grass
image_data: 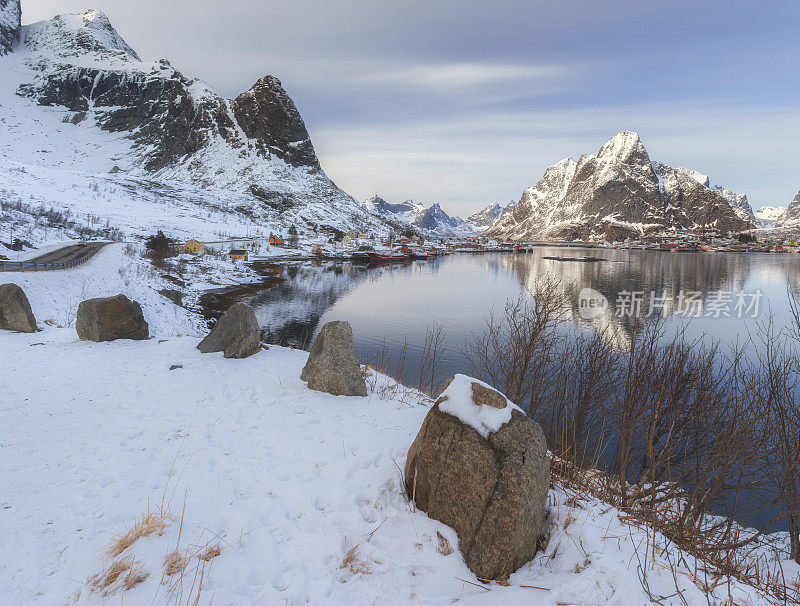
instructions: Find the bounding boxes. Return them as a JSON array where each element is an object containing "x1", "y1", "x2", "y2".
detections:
[
  {"x1": 198, "y1": 544, "x2": 221, "y2": 562},
  {"x1": 164, "y1": 550, "x2": 190, "y2": 577},
  {"x1": 90, "y1": 557, "x2": 134, "y2": 595},
  {"x1": 123, "y1": 567, "x2": 149, "y2": 590},
  {"x1": 341, "y1": 543, "x2": 373, "y2": 576},
  {"x1": 436, "y1": 531, "x2": 453, "y2": 556},
  {"x1": 106, "y1": 510, "x2": 172, "y2": 558}
]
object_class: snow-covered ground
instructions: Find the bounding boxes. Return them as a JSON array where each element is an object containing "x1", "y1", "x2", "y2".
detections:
[
  {"x1": 0, "y1": 243, "x2": 199, "y2": 335},
  {"x1": 5, "y1": 326, "x2": 795, "y2": 605},
  {"x1": 2, "y1": 249, "x2": 797, "y2": 605}
]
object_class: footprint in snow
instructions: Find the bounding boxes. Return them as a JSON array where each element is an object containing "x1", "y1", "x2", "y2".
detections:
[{"x1": 272, "y1": 565, "x2": 294, "y2": 591}]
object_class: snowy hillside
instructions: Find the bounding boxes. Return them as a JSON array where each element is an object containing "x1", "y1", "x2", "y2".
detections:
[
  {"x1": 490, "y1": 132, "x2": 753, "y2": 241},
  {"x1": 0, "y1": 4, "x2": 389, "y2": 246},
  {"x1": 363, "y1": 195, "x2": 479, "y2": 238},
  {"x1": 466, "y1": 203, "x2": 506, "y2": 230},
  {"x1": 777, "y1": 191, "x2": 800, "y2": 228},
  {"x1": 755, "y1": 205, "x2": 788, "y2": 227}
]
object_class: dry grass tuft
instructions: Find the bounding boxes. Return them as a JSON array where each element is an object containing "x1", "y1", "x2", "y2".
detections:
[
  {"x1": 123, "y1": 568, "x2": 149, "y2": 590},
  {"x1": 199, "y1": 544, "x2": 221, "y2": 562},
  {"x1": 106, "y1": 510, "x2": 172, "y2": 558},
  {"x1": 164, "y1": 550, "x2": 190, "y2": 577},
  {"x1": 436, "y1": 531, "x2": 454, "y2": 556},
  {"x1": 341, "y1": 543, "x2": 373, "y2": 576},
  {"x1": 92, "y1": 557, "x2": 133, "y2": 593}
]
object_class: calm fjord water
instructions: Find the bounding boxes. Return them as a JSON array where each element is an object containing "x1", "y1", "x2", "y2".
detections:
[{"x1": 245, "y1": 247, "x2": 800, "y2": 390}]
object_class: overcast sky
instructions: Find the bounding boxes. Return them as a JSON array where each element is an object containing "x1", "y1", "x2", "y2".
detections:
[{"x1": 23, "y1": 1, "x2": 800, "y2": 215}]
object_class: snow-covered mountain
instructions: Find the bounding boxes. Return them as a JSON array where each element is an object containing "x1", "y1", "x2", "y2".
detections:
[
  {"x1": 0, "y1": 3, "x2": 389, "y2": 245},
  {"x1": 712, "y1": 185, "x2": 756, "y2": 224},
  {"x1": 363, "y1": 196, "x2": 426, "y2": 225},
  {"x1": 489, "y1": 132, "x2": 753, "y2": 242},
  {"x1": 466, "y1": 203, "x2": 503, "y2": 230},
  {"x1": 754, "y1": 205, "x2": 788, "y2": 227},
  {"x1": 776, "y1": 191, "x2": 800, "y2": 228},
  {"x1": 363, "y1": 195, "x2": 477, "y2": 238}
]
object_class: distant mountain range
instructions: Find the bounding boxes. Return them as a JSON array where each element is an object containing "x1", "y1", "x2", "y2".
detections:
[{"x1": 363, "y1": 195, "x2": 500, "y2": 238}]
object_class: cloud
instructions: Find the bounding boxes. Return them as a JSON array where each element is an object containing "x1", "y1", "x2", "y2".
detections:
[
  {"x1": 366, "y1": 62, "x2": 566, "y2": 92},
  {"x1": 313, "y1": 97, "x2": 800, "y2": 216}
]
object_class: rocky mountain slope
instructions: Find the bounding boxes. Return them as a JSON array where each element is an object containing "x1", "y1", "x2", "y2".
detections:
[
  {"x1": 0, "y1": 0, "x2": 20, "y2": 55},
  {"x1": 466, "y1": 203, "x2": 506, "y2": 230},
  {"x1": 776, "y1": 192, "x2": 800, "y2": 228},
  {"x1": 0, "y1": 3, "x2": 387, "y2": 244},
  {"x1": 363, "y1": 195, "x2": 478, "y2": 238},
  {"x1": 489, "y1": 132, "x2": 753, "y2": 241},
  {"x1": 712, "y1": 185, "x2": 756, "y2": 224}
]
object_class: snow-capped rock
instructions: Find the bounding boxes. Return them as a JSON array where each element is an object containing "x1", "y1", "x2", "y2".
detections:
[
  {"x1": 776, "y1": 191, "x2": 800, "y2": 228},
  {"x1": 363, "y1": 195, "x2": 426, "y2": 223},
  {"x1": 713, "y1": 186, "x2": 756, "y2": 223},
  {"x1": 0, "y1": 0, "x2": 20, "y2": 55},
  {"x1": 490, "y1": 131, "x2": 753, "y2": 241},
  {"x1": 414, "y1": 202, "x2": 465, "y2": 234},
  {"x1": 466, "y1": 203, "x2": 505, "y2": 230},
  {"x1": 754, "y1": 205, "x2": 788, "y2": 227},
  {"x1": 363, "y1": 195, "x2": 477, "y2": 238},
  {"x1": 1, "y1": 4, "x2": 389, "y2": 241}
]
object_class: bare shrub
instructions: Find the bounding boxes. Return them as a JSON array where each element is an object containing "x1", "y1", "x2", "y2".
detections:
[
  {"x1": 462, "y1": 275, "x2": 569, "y2": 407},
  {"x1": 465, "y1": 285, "x2": 800, "y2": 602}
]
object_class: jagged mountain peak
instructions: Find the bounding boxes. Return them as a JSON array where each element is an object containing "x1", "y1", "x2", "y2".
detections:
[
  {"x1": 1, "y1": 1, "x2": 390, "y2": 239},
  {"x1": 490, "y1": 132, "x2": 752, "y2": 241},
  {"x1": 596, "y1": 131, "x2": 649, "y2": 165},
  {"x1": 0, "y1": 0, "x2": 21, "y2": 55},
  {"x1": 22, "y1": 8, "x2": 140, "y2": 63},
  {"x1": 466, "y1": 202, "x2": 506, "y2": 230},
  {"x1": 776, "y1": 190, "x2": 800, "y2": 227},
  {"x1": 677, "y1": 167, "x2": 710, "y2": 187}
]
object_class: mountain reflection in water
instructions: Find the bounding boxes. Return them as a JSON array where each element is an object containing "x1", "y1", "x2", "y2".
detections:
[{"x1": 243, "y1": 248, "x2": 799, "y2": 388}]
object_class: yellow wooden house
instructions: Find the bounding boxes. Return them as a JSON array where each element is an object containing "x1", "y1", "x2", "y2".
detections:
[
  {"x1": 182, "y1": 239, "x2": 205, "y2": 254},
  {"x1": 229, "y1": 249, "x2": 249, "y2": 261},
  {"x1": 269, "y1": 235, "x2": 285, "y2": 246}
]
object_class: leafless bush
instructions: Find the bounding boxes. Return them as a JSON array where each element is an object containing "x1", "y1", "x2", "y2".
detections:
[
  {"x1": 465, "y1": 285, "x2": 800, "y2": 601},
  {"x1": 462, "y1": 275, "x2": 569, "y2": 406}
]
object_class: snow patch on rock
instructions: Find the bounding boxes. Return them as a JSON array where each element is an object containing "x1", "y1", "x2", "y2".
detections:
[{"x1": 437, "y1": 374, "x2": 520, "y2": 438}]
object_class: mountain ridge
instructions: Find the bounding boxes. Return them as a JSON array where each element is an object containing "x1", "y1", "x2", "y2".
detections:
[
  {"x1": 1, "y1": 4, "x2": 389, "y2": 243},
  {"x1": 489, "y1": 131, "x2": 753, "y2": 241}
]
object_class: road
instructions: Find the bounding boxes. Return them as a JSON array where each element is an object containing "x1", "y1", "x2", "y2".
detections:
[{"x1": 0, "y1": 242, "x2": 108, "y2": 271}]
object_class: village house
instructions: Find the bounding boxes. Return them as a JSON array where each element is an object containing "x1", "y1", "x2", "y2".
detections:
[
  {"x1": 269, "y1": 234, "x2": 285, "y2": 246},
  {"x1": 229, "y1": 249, "x2": 249, "y2": 261},
  {"x1": 181, "y1": 239, "x2": 205, "y2": 254}
]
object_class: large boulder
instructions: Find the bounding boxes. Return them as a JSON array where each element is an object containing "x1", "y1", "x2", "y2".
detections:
[
  {"x1": 0, "y1": 283, "x2": 37, "y2": 332},
  {"x1": 76, "y1": 294, "x2": 149, "y2": 341},
  {"x1": 301, "y1": 321, "x2": 367, "y2": 396},
  {"x1": 405, "y1": 375, "x2": 549, "y2": 581},
  {"x1": 197, "y1": 302, "x2": 260, "y2": 359}
]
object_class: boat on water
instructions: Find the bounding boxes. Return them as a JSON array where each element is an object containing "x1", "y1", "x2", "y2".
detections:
[
  {"x1": 543, "y1": 255, "x2": 604, "y2": 263},
  {"x1": 366, "y1": 251, "x2": 408, "y2": 263},
  {"x1": 351, "y1": 245, "x2": 375, "y2": 262}
]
